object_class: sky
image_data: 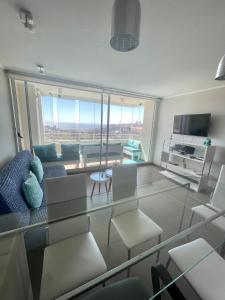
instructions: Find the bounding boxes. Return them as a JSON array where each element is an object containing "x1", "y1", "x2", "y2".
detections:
[{"x1": 42, "y1": 96, "x2": 144, "y2": 125}]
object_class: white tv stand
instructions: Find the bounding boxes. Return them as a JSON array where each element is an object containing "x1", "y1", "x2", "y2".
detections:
[{"x1": 160, "y1": 139, "x2": 216, "y2": 192}]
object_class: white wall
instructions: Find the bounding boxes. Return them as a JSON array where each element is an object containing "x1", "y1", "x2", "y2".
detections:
[
  {"x1": 16, "y1": 83, "x2": 43, "y2": 149},
  {"x1": 0, "y1": 69, "x2": 16, "y2": 168},
  {"x1": 141, "y1": 100, "x2": 155, "y2": 161},
  {"x1": 154, "y1": 87, "x2": 225, "y2": 179}
]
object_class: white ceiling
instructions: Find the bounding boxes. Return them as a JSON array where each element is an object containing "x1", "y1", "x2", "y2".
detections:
[{"x1": 1, "y1": 0, "x2": 225, "y2": 98}]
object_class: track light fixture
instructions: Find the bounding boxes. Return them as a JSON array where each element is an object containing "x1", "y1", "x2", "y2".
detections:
[{"x1": 19, "y1": 8, "x2": 35, "y2": 33}]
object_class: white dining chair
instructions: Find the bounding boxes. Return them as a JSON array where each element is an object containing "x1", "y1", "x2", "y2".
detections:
[
  {"x1": 40, "y1": 174, "x2": 107, "y2": 300},
  {"x1": 45, "y1": 173, "x2": 88, "y2": 220},
  {"x1": 108, "y1": 165, "x2": 163, "y2": 267},
  {"x1": 168, "y1": 238, "x2": 225, "y2": 300},
  {"x1": 189, "y1": 165, "x2": 225, "y2": 235}
]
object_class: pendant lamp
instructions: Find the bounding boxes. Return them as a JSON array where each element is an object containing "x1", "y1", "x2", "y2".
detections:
[{"x1": 110, "y1": 0, "x2": 141, "y2": 52}]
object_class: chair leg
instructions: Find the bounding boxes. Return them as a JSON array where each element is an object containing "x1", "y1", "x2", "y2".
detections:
[
  {"x1": 105, "y1": 182, "x2": 108, "y2": 193},
  {"x1": 91, "y1": 182, "x2": 96, "y2": 199},
  {"x1": 127, "y1": 249, "x2": 131, "y2": 277},
  {"x1": 165, "y1": 257, "x2": 171, "y2": 269},
  {"x1": 189, "y1": 211, "x2": 194, "y2": 227},
  {"x1": 187, "y1": 211, "x2": 195, "y2": 240},
  {"x1": 156, "y1": 235, "x2": 161, "y2": 263},
  {"x1": 220, "y1": 239, "x2": 225, "y2": 257},
  {"x1": 109, "y1": 179, "x2": 112, "y2": 192},
  {"x1": 107, "y1": 220, "x2": 112, "y2": 246}
]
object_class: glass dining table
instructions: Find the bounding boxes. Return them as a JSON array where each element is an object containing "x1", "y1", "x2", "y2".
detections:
[{"x1": 0, "y1": 175, "x2": 224, "y2": 300}]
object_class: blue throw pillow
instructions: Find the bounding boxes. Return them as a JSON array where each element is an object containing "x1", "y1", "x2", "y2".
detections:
[
  {"x1": 132, "y1": 140, "x2": 141, "y2": 150},
  {"x1": 33, "y1": 144, "x2": 57, "y2": 162},
  {"x1": 61, "y1": 144, "x2": 80, "y2": 160},
  {"x1": 31, "y1": 156, "x2": 44, "y2": 183},
  {"x1": 128, "y1": 140, "x2": 134, "y2": 147},
  {"x1": 23, "y1": 172, "x2": 43, "y2": 209}
]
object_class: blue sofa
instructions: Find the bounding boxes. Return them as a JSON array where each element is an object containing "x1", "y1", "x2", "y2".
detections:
[
  {"x1": 33, "y1": 143, "x2": 80, "y2": 166},
  {"x1": 0, "y1": 150, "x2": 67, "y2": 228}
]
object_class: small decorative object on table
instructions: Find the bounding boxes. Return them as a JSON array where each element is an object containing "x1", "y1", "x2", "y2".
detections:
[{"x1": 203, "y1": 138, "x2": 211, "y2": 146}]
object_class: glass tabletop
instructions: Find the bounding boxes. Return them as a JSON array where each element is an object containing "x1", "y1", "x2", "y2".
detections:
[{"x1": 0, "y1": 173, "x2": 224, "y2": 300}]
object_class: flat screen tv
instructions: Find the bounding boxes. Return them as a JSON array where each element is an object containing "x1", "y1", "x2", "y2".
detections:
[{"x1": 173, "y1": 114, "x2": 211, "y2": 137}]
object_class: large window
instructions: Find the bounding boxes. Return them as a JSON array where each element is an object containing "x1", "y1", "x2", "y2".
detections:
[{"x1": 13, "y1": 81, "x2": 156, "y2": 170}]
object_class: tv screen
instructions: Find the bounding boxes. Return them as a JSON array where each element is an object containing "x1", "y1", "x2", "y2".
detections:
[{"x1": 173, "y1": 114, "x2": 211, "y2": 137}]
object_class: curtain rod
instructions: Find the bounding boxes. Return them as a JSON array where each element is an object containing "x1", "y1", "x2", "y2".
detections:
[{"x1": 5, "y1": 69, "x2": 162, "y2": 102}]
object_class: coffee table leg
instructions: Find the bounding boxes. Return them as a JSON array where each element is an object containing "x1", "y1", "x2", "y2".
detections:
[
  {"x1": 91, "y1": 182, "x2": 96, "y2": 199},
  {"x1": 99, "y1": 183, "x2": 101, "y2": 193},
  {"x1": 105, "y1": 182, "x2": 108, "y2": 193},
  {"x1": 109, "y1": 178, "x2": 112, "y2": 192}
]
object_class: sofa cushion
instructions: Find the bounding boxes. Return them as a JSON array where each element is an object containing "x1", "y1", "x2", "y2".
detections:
[
  {"x1": 43, "y1": 165, "x2": 67, "y2": 179},
  {"x1": 132, "y1": 140, "x2": 141, "y2": 150},
  {"x1": 127, "y1": 140, "x2": 141, "y2": 150},
  {"x1": 23, "y1": 172, "x2": 43, "y2": 209},
  {"x1": 33, "y1": 144, "x2": 57, "y2": 162},
  {"x1": 0, "y1": 151, "x2": 32, "y2": 217},
  {"x1": 87, "y1": 152, "x2": 121, "y2": 159},
  {"x1": 0, "y1": 150, "x2": 67, "y2": 217},
  {"x1": 61, "y1": 144, "x2": 80, "y2": 161},
  {"x1": 31, "y1": 156, "x2": 44, "y2": 183}
]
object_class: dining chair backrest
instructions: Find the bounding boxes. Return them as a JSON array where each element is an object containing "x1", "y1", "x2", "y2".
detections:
[
  {"x1": 46, "y1": 174, "x2": 87, "y2": 204},
  {"x1": 211, "y1": 165, "x2": 225, "y2": 210},
  {"x1": 112, "y1": 164, "x2": 138, "y2": 217},
  {"x1": 112, "y1": 164, "x2": 137, "y2": 201},
  {"x1": 45, "y1": 174, "x2": 88, "y2": 244},
  {"x1": 48, "y1": 215, "x2": 90, "y2": 245},
  {"x1": 112, "y1": 199, "x2": 139, "y2": 218}
]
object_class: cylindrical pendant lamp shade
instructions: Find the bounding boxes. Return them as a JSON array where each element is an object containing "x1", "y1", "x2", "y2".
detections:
[
  {"x1": 110, "y1": 0, "x2": 141, "y2": 52},
  {"x1": 215, "y1": 54, "x2": 225, "y2": 80}
]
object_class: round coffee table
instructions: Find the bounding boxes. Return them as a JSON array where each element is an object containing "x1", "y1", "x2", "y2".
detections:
[
  {"x1": 105, "y1": 168, "x2": 113, "y2": 191},
  {"x1": 90, "y1": 172, "x2": 109, "y2": 198}
]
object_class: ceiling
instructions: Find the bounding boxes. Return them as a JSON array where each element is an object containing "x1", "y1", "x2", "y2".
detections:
[{"x1": 1, "y1": 0, "x2": 225, "y2": 98}]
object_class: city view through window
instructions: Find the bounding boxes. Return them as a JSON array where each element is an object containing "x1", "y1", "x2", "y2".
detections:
[{"x1": 42, "y1": 95, "x2": 144, "y2": 146}]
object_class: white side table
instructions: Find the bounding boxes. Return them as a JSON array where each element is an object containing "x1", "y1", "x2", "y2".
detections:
[{"x1": 90, "y1": 172, "x2": 109, "y2": 198}]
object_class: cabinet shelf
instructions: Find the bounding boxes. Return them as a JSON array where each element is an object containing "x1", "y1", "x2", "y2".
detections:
[
  {"x1": 161, "y1": 139, "x2": 216, "y2": 192},
  {"x1": 169, "y1": 151, "x2": 204, "y2": 163}
]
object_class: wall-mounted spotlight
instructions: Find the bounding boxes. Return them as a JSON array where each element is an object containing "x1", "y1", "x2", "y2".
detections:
[
  {"x1": 19, "y1": 8, "x2": 35, "y2": 33},
  {"x1": 36, "y1": 64, "x2": 45, "y2": 75}
]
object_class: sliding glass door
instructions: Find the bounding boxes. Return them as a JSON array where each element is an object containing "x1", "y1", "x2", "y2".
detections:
[{"x1": 11, "y1": 78, "x2": 156, "y2": 171}]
